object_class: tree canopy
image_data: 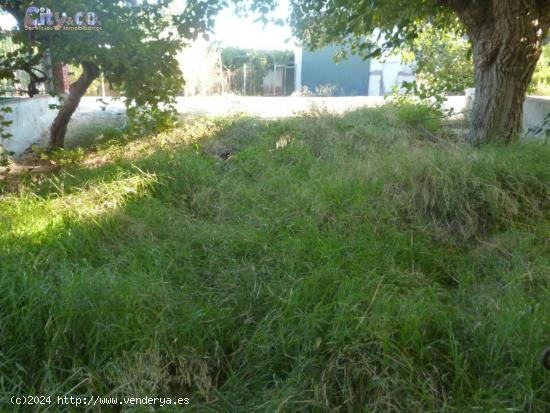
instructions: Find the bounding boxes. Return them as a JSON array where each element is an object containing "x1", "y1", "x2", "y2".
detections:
[{"x1": 3, "y1": 1, "x2": 194, "y2": 144}]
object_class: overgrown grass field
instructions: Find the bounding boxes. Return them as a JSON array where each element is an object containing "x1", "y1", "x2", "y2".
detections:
[{"x1": 1, "y1": 105, "x2": 549, "y2": 411}]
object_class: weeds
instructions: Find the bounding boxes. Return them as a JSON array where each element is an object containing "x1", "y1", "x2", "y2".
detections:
[{"x1": 1, "y1": 104, "x2": 549, "y2": 412}]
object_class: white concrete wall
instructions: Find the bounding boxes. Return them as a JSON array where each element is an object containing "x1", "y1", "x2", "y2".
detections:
[
  {"x1": 1, "y1": 96, "x2": 127, "y2": 156},
  {"x1": 523, "y1": 96, "x2": 550, "y2": 134},
  {"x1": 1, "y1": 96, "x2": 58, "y2": 155},
  {"x1": 3, "y1": 95, "x2": 549, "y2": 157}
]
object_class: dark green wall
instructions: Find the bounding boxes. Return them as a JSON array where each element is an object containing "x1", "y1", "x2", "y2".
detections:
[{"x1": 301, "y1": 46, "x2": 370, "y2": 96}]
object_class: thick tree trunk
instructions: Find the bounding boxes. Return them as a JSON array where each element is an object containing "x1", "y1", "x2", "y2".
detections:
[
  {"x1": 468, "y1": 43, "x2": 539, "y2": 145},
  {"x1": 447, "y1": 0, "x2": 550, "y2": 145},
  {"x1": 50, "y1": 62, "x2": 100, "y2": 148}
]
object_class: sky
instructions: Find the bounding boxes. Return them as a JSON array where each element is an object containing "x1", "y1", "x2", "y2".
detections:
[
  {"x1": 0, "y1": 11, "x2": 17, "y2": 30},
  {"x1": 211, "y1": 0, "x2": 294, "y2": 50},
  {"x1": 0, "y1": 2, "x2": 293, "y2": 50}
]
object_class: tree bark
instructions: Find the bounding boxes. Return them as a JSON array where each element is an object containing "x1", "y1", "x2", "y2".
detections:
[
  {"x1": 50, "y1": 62, "x2": 100, "y2": 148},
  {"x1": 468, "y1": 42, "x2": 539, "y2": 145},
  {"x1": 447, "y1": 0, "x2": 550, "y2": 144}
]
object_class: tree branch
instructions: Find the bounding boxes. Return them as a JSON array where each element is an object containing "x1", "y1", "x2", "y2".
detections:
[
  {"x1": 437, "y1": 0, "x2": 493, "y2": 32},
  {"x1": 50, "y1": 62, "x2": 100, "y2": 148}
]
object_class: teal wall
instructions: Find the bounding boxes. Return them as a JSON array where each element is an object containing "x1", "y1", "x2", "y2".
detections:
[{"x1": 301, "y1": 46, "x2": 370, "y2": 96}]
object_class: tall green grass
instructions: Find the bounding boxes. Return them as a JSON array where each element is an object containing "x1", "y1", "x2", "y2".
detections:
[{"x1": 1, "y1": 104, "x2": 549, "y2": 412}]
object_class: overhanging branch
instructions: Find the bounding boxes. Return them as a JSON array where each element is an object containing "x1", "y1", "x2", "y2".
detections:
[{"x1": 436, "y1": 0, "x2": 493, "y2": 32}]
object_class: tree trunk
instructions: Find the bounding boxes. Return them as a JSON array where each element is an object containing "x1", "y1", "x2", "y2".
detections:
[
  {"x1": 468, "y1": 43, "x2": 539, "y2": 145},
  {"x1": 448, "y1": 0, "x2": 550, "y2": 145},
  {"x1": 50, "y1": 62, "x2": 100, "y2": 148}
]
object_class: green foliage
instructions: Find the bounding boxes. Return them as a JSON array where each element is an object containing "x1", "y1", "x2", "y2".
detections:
[
  {"x1": 68, "y1": 65, "x2": 119, "y2": 98},
  {"x1": 408, "y1": 24, "x2": 549, "y2": 104},
  {"x1": 221, "y1": 47, "x2": 293, "y2": 95},
  {"x1": 1, "y1": 0, "x2": 209, "y2": 142},
  {"x1": 0, "y1": 28, "x2": 47, "y2": 97},
  {"x1": 1, "y1": 107, "x2": 550, "y2": 410},
  {"x1": 529, "y1": 43, "x2": 550, "y2": 96},
  {"x1": 398, "y1": 23, "x2": 474, "y2": 107},
  {"x1": 391, "y1": 99, "x2": 443, "y2": 132},
  {"x1": 399, "y1": 28, "x2": 548, "y2": 103},
  {"x1": 126, "y1": 104, "x2": 178, "y2": 136},
  {"x1": 284, "y1": 0, "x2": 456, "y2": 59},
  {"x1": 0, "y1": 105, "x2": 13, "y2": 166},
  {"x1": 35, "y1": 146, "x2": 87, "y2": 167},
  {"x1": 0, "y1": 105, "x2": 13, "y2": 137}
]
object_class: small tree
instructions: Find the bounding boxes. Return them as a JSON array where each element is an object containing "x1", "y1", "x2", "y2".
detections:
[{"x1": 1, "y1": 0, "x2": 220, "y2": 148}]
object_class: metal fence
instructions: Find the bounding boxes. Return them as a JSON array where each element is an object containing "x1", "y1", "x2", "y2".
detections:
[{"x1": 0, "y1": 35, "x2": 53, "y2": 98}]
